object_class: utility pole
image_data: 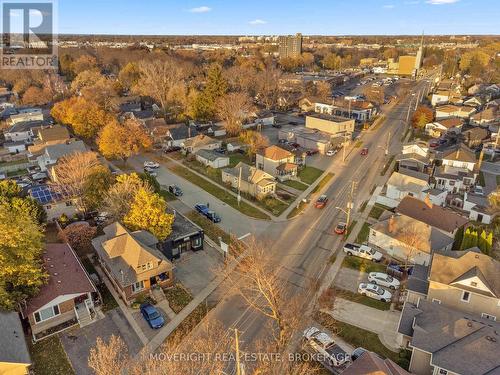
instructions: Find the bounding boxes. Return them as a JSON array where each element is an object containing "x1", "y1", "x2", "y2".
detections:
[
  {"x1": 234, "y1": 329, "x2": 242, "y2": 375},
  {"x1": 414, "y1": 89, "x2": 420, "y2": 110},
  {"x1": 406, "y1": 96, "x2": 413, "y2": 128},
  {"x1": 342, "y1": 131, "x2": 349, "y2": 163},
  {"x1": 237, "y1": 166, "x2": 242, "y2": 206},
  {"x1": 346, "y1": 180, "x2": 357, "y2": 231},
  {"x1": 491, "y1": 133, "x2": 499, "y2": 162},
  {"x1": 385, "y1": 131, "x2": 391, "y2": 156}
]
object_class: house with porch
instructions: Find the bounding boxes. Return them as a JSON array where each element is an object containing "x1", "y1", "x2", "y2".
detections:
[
  {"x1": 434, "y1": 144, "x2": 478, "y2": 193},
  {"x1": 396, "y1": 142, "x2": 431, "y2": 174},
  {"x1": 20, "y1": 243, "x2": 98, "y2": 341},
  {"x1": 424, "y1": 117, "x2": 464, "y2": 138},
  {"x1": 181, "y1": 134, "x2": 221, "y2": 154},
  {"x1": 256, "y1": 145, "x2": 298, "y2": 181},
  {"x1": 222, "y1": 162, "x2": 277, "y2": 199},
  {"x1": 92, "y1": 222, "x2": 174, "y2": 304}
]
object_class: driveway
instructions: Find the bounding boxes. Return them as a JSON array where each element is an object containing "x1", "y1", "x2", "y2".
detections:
[
  {"x1": 61, "y1": 308, "x2": 142, "y2": 375},
  {"x1": 333, "y1": 267, "x2": 368, "y2": 293},
  {"x1": 174, "y1": 241, "x2": 223, "y2": 296},
  {"x1": 131, "y1": 305, "x2": 169, "y2": 342}
]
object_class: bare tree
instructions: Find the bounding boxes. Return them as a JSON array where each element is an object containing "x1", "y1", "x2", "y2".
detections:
[
  {"x1": 255, "y1": 65, "x2": 282, "y2": 110},
  {"x1": 216, "y1": 92, "x2": 254, "y2": 136},
  {"x1": 88, "y1": 335, "x2": 129, "y2": 375},
  {"x1": 396, "y1": 224, "x2": 427, "y2": 269}
]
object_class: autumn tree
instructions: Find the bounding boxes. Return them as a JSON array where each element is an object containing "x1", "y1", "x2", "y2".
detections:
[
  {"x1": 118, "y1": 62, "x2": 141, "y2": 91},
  {"x1": 255, "y1": 64, "x2": 281, "y2": 110},
  {"x1": 216, "y1": 92, "x2": 254, "y2": 136},
  {"x1": 396, "y1": 224, "x2": 426, "y2": 268},
  {"x1": 72, "y1": 54, "x2": 98, "y2": 75},
  {"x1": 239, "y1": 130, "x2": 269, "y2": 157},
  {"x1": 59, "y1": 223, "x2": 97, "y2": 257},
  {"x1": 88, "y1": 335, "x2": 129, "y2": 375},
  {"x1": 123, "y1": 188, "x2": 174, "y2": 240},
  {"x1": 322, "y1": 52, "x2": 343, "y2": 70},
  {"x1": 411, "y1": 105, "x2": 434, "y2": 129},
  {"x1": 22, "y1": 86, "x2": 52, "y2": 106},
  {"x1": 97, "y1": 118, "x2": 152, "y2": 161},
  {"x1": 83, "y1": 165, "x2": 113, "y2": 211},
  {"x1": 0, "y1": 201, "x2": 46, "y2": 310},
  {"x1": 71, "y1": 69, "x2": 118, "y2": 111},
  {"x1": 488, "y1": 187, "x2": 500, "y2": 212}
]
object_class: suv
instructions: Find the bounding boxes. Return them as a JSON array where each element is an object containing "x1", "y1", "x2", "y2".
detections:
[
  {"x1": 303, "y1": 327, "x2": 350, "y2": 368},
  {"x1": 343, "y1": 243, "x2": 383, "y2": 262},
  {"x1": 168, "y1": 184, "x2": 183, "y2": 196},
  {"x1": 194, "y1": 203, "x2": 221, "y2": 223}
]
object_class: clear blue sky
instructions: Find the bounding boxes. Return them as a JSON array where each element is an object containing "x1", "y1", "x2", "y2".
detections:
[{"x1": 56, "y1": 0, "x2": 500, "y2": 35}]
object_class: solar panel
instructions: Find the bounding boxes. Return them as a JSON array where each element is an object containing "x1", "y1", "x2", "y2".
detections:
[{"x1": 29, "y1": 185, "x2": 59, "y2": 204}]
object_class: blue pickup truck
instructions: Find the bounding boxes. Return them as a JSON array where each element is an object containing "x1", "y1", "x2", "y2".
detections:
[{"x1": 194, "y1": 203, "x2": 221, "y2": 223}]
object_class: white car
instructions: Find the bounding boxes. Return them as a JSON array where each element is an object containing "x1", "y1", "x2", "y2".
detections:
[
  {"x1": 343, "y1": 243, "x2": 383, "y2": 262},
  {"x1": 144, "y1": 161, "x2": 160, "y2": 169},
  {"x1": 358, "y1": 282, "x2": 392, "y2": 302},
  {"x1": 303, "y1": 327, "x2": 350, "y2": 367},
  {"x1": 368, "y1": 272, "x2": 400, "y2": 290},
  {"x1": 473, "y1": 186, "x2": 484, "y2": 196},
  {"x1": 326, "y1": 149, "x2": 338, "y2": 156}
]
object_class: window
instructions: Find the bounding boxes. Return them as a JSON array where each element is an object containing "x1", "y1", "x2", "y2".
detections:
[
  {"x1": 461, "y1": 291, "x2": 471, "y2": 303},
  {"x1": 193, "y1": 237, "x2": 202, "y2": 248},
  {"x1": 132, "y1": 281, "x2": 144, "y2": 293},
  {"x1": 34, "y1": 305, "x2": 60, "y2": 323},
  {"x1": 470, "y1": 281, "x2": 477, "y2": 287},
  {"x1": 432, "y1": 298, "x2": 441, "y2": 304},
  {"x1": 481, "y1": 313, "x2": 497, "y2": 321},
  {"x1": 438, "y1": 369, "x2": 448, "y2": 375}
]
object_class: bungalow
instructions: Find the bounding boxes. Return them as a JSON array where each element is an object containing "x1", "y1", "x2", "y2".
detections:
[
  {"x1": 3, "y1": 141, "x2": 27, "y2": 154},
  {"x1": 3, "y1": 120, "x2": 50, "y2": 143},
  {"x1": 256, "y1": 145, "x2": 298, "y2": 181},
  {"x1": 164, "y1": 124, "x2": 199, "y2": 148},
  {"x1": 8, "y1": 109, "x2": 43, "y2": 125},
  {"x1": 470, "y1": 107, "x2": 498, "y2": 126},
  {"x1": 462, "y1": 126, "x2": 489, "y2": 149},
  {"x1": 434, "y1": 144, "x2": 478, "y2": 193},
  {"x1": 396, "y1": 142, "x2": 431, "y2": 174},
  {"x1": 36, "y1": 140, "x2": 87, "y2": 172},
  {"x1": 28, "y1": 125, "x2": 71, "y2": 156},
  {"x1": 20, "y1": 243, "x2": 98, "y2": 341},
  {"x1": 29, "y1": 184, "x2": 79, "y2": 221},
  {"x1": 144, "y1": 118, "x2": 169, "y2": 145},
  {"x1": 424, "y1": 117, "x2": 463, "y2": 138},
  {"x1": 430, "y1": 90, "x2": 450, "y2": 106},
  {"x1": 435, "y1": 104, "x2": 476, "y2": 120},
  {"x1": 92, "y1": 222, "x2": 174, "y2": 304},
  {"x1": 181, "y1": 134, "x2": 221, "y2": 154},
  {"x1": 222, "y1": 162, "x2": 277, "y2": 199},
  {"x1": 379, "y1": 172, "x2": 430, "y2": 208},
  {"x1": 195, "y1": 149, "x2": 229, "y2": 169},
  {"x1": 463, "y1": 192, "x2": 495, "y2": 224},
  {"x1": 0, "y1": 311, "x2": 31, "y2": 375}
]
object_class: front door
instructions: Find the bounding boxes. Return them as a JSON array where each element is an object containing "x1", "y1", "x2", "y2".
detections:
[
  {"x1": 150, "y1": 276, "x2": 157, "y2": 286},
  {"x1": 477, "y1": 214, "x2": 483, "y2": 223}
]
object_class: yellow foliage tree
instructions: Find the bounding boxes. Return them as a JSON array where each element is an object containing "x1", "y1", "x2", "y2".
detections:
[{"x1": 123, "y1": 188, "x2": 174, "y2": 240}]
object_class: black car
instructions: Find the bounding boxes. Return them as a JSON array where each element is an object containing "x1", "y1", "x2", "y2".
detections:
[
  {"x1": 214, "y1": 148, "x2": 226, "y2": 154},
  {"x1": 272, "y1": 123, "x2": 282, "y2": 128},
  {"x1": 164, "y1": 146, "x2": 181, "y2": 153},
  {"x1": 168, "y1": 184, "x2": 183, "y2": 196}
]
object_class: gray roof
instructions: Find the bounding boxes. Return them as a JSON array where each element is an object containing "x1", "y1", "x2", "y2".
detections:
[
  {"x1": 397, "y1": 168, "x2": 430, "y2": 182},
  {"x1": 195, "y1": 149, "x2": 227, "y2": 162},
  {"x1": 45, "y1": 140, "x2": 87, "y2": 160},
  {"x1": 0, "y1": 310, "x2": 31, "y2": 366},
  {"x1": 406, "y1": 264, "x2": 429, "y2": 295},
  {"x1": 6, "y1": 120, "x2": 50, "y2": 134},
  {"x1": 399, "y1": 299, "x2": 500, "y2": 375},
  {"x1": 165, "y1": 209, "x2": 203, "y2": 242}
]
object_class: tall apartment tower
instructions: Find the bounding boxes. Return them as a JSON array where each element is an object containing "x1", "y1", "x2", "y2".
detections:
[
  {"x1": 278, "y1": 33, "x2": 302, "y2": 58},
  {"x1": 414, "y1": 33, "x2": 424, "y2": 73}
]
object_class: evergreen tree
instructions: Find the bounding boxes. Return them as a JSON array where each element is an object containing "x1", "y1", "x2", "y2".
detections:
[
  {"x1": 486, "y1": 231, "x2": 494, "y2": 254},
  {"x1": 461, "y1": 227, "x2": 472, "y2": 250},
  {"x1": 192, "y1": 64, "x2": 228, "y2": 120},
  {"x1": 470, "y1": 230, "x2": 479, "y2": 248},
  {"x1": 478, "y1": 230, "x2": 488, "y2": 254}
]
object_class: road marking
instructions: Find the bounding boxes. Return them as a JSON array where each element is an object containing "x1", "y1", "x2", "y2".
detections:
[{"x1": 237, "y1": 233, "x2": 251, "y2": 240}]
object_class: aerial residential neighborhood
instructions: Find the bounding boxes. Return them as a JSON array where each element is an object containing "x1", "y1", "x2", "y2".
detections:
[{"x1": 0, "y1": 1, "x2": 499, "y2": 375}]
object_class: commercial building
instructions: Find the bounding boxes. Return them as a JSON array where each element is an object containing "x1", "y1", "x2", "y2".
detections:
[
  {"x1": 305, "y1": 113, "x2": 355, "y2": 136},
  {"x1": 278, "y1": 33, "x2": 302, "y2": 58}
]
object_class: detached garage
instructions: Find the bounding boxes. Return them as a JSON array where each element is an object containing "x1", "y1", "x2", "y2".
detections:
[{"x1": 195, "y1": 149, "x2": 229, "y2": 169}]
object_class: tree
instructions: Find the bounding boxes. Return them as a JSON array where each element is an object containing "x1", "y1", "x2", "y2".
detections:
[
  {"x1": 22, "y1": 86, "x2": 52, "y2": 106},
  {"x1": 301, "y1": 52, "x2": 315, "y2": 68},
  {"x1": 461, "y1": 227, "x2": 472, "y2": 250},
  {"x1": 315, "y1": 81, "x2": 332, "y2": 102},
  {"x1": 411, "y1": 106, "x2": 434, "y2": 129},
  {"x1": 322, "y1": 52, "x2": 342, "y2": 70},
  {"x1": 118, "y1": 62, "x2": 141, "y2": 91},
  {"x1": 255, "y1": 64, "x2": 282, "y2": 110},
  {"x1": 0, "y1": 201, "x2": 46, "y2": 310},
  {"x1": 478, "y1": 230, "x2": 489, "y2": 255},
  {"x1": 83, "y1": 165, "x2": 113, "y2": 211},
  {"x1": 216, "y1": 92, "x2": 254, "y2": 136},
  {"x1": 396, "y1": 225, "x2": 426, "y2": 268},
  {"x1": 239, "y1": 130, "x2": 269, "y2": 157},
  {"x1": 71, "y1": 70, "x2": 118, "y2": 111},
  {"x1": 0, "y1": 180, "x2": 21, "y2": 197},
  {"x1": 123, "y1": 188, "x2": 174, "y2": 240},
  {"x1": 0, "y1": 180, "x2": 45, "y2": 223},
  {"x1": 97, "y1": 118, "x2": 152, "y2": 161},
  {"x1": 72, "y1": 54, "x2": 98, "y2": 75},
  {"x1": 59, "y1": 223, "x2": 97, "y2": 256},
  {"x1": 88, "y1": 335, "x2": 129, "y2": 375},
  {"x1": 191, "y1": 63, "x2": 228, "y2": 120},
  {"x1": 488, "y1": 187, "x2": 500, "y2": 211}
]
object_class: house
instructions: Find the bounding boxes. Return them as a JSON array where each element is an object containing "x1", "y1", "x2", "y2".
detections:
[
  {"x1": 421, "y1": 188, "x2": 448, "y2": 207},
  {"x1": 435, "y1": 105, "x2": 476, "y2": 120},
  {"x1": 8, "y1": 109, "x2": 43, "y2": 125},
  {"x1": 434, "y1": 144, "x2": 478, "y2": 193},
  {"x1": 3, "y1": 141, "x2": 27, "y2": 154},
  {"x1": 28, "y1": 125, "x2": 71, "y2": 156},
  {"x1": 3, "y1": 120, "x2": 49, "y2": 142},
  {"x1": 144, "y1": 118, "x2": 169, "y2": 145},
  {"x1": 396, "y1": 196, "x2": 468, "y2": 236},
  {"x1": 462, "y1": 96, "x2": 484, "y2": 108},
  {"x1": 470, "y1": 107, "x2": 498, "y2": 126},
  {"x1": 315, "y1": 99, "x2": 378, "y2": 123},
  {"x1": 305, "y1": 113, "x2": 355, "y2": 136},
  {"x1": 226, "y1": 141, "x2": 246, "y2": 153},
  {"x1": 342, "y1": 350, "x2": 410, "y2": 375},
  {"x1": 36, "y1": 140, "x2": 87, "y2": 172},
  {"x1": 20, "y1": 243, "x2": 98, "y2": 341},
  {"x1": 396, "y1": 142, "x2": 431, "y2": 174},
  {"x1": 398, "y1": 299, "x2": 500, "y2": 375},
  {"x1": 256, "y1": 145, "x2": 298, "y2": 181},
  {"x1": 0, "y1": 310, "x2": 31, "y2": 375},
  {"x1": 463, "y1": 192, "x2": 495, "y2": 224},
  {"x1": 181, "y1": 134, "x2": 221, "y2": 154},
  {"x1": 426, "y1": 250, "x2": 500, "y2": 320},
  {"x1": 369, "y1": 214, "x2": 454, "y2": 266},
  {"x1": 195, "y1": 149, "x2": 229, "y2": 169},
  {"x1": 157, "y1": 211, "x2": 204, "y2": 260},
  {"x1": 29, "y1": 184, "x2": 79, "y2": 221},
  {"x1": 461, "y1": 126, "x2": 489, "y2": 149},
  {"x1": 431, "y1": 90, "x2": 450, "y2": 106},
  {"x1": 377, "y1": 171, "x2": 430, "y2": 208},
  {"x1": 424, "y1": 117, "x2": 463, "y2": 138},
  {"x1": 164, "y1": 124, "x2": 199, "y2": 148},
  {"x1": 92, "y1": 222, "x2": 174, "y2": 304},
  {"x1": 222, "y1": 162, "x2": 276, "y2": 199}
]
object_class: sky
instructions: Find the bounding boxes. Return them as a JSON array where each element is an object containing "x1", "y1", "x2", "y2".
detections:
[{"x1": 23, "y1": 0, "x2": 500, "y2": 35}]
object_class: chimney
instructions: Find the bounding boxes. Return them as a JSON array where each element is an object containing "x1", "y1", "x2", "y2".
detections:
[
  {"x1": 388, "y1": 215, "x2": 395, "y2": 233},
  {"x1": 119, "y1": 269, "x2": 124, "y2": 284},
  {"x1": 424, "y1": 194, "x2": 433, "y2": 209}
]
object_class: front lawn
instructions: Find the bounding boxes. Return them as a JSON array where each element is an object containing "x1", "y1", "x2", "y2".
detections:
[
  {"x1": 281, "y1": 179, "x2": 309, "y2": 191},
  {"x1": 368, "y1": 203, "x2": 392, "y2": 219},
  {"x1": 314, "y1": 311, "x2": 410, "y2": 369},
  {"x1": 342, "y1": 255, "x2": 387, "y2": 274},
  {"x1": 311, "y1": 172, "x2": 334, "y2": 193},
  {"x1": 228, "y1": 153, "x2": 253, "y2": 167},
  {"x1": 163, "y1": 283, "x2": 193, "y2": 313},
  {"x1": 298, "y1": 166, "x2": 324, "y2": 185},
  {"x1": 29, "y1": 335, "x2": 75, "y2": 375},
  {"x1": 380, "y1": 155, "x2": 395, "y2": 176},
  {"x1": 355, "y1": 222, "x2": 371, "y2": 244},
  {"x1": 168, "y1": 164, "x2": 270, "y2": 220},
  {"x1": 163, "y1": 303, "x2": 212, "y2": 348},
  {"x1": 333, "y1": 287, "x2": 390, "y2": 311},
  {"x1": 346, "y1": 220, "x2": 357, "y2": 236},
  {"x1": 186, "y1": 210, "x2": 231, "y2": 244}
]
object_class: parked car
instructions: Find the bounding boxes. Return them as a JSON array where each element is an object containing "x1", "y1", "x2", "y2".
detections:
[
  {"x1": 326, "y1": 149, "x2": 338, "y2": 157},
  {"x1": 168, "y1": 184, "x2": 183, "y2": 196},
  {"x1": 368, "y1": 272, "x2": 400, "y2": 290},
  {"x1": 164, "y1": 146, "x2": 181, "y2": 153},
  {"x1": 144, "y1": 161, "x2": 160, "y2": 169},
  {"x1": 334, "y1": 222, "x2": 347, "y2": 235},
  {"x1": 315, "y1": 195, "x2": 328, "y2": 209},
  {"x1": 360, "y1": 147, "x2": 369, "y2": 156},
  {"x1": 194, "y1": 203, "x2": 221, "y2": 223},
  {"x1": 214, "y1": 147, "x2": 226, "y2": 154},
  {"x1": 473, "y1": 186, "x2": 484, "y2": 196},
  {"x1": 272, "y1": 123, "x2": 282, "y2": 128},
  {"x1": 358, "y1": 283, "x2": 392, "y2": 302},
  {"x1": 140, "y1": 303, "x2": 165, "y2": 329},
  {"x1": 306, "y1": 149, "x2": 319, "y2": 156},
  {"x1": 343, "y1": 243, "x2": 383, "y2": 262},
  {"x1": 303, "y1": 327, "x2": 350, "y2": 368}
]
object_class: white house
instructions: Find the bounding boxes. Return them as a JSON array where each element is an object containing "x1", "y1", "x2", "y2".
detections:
[
  {"x1": 377, "y1": 171, "x2": 430, "y2": 208},
  {"x1": 435, "y1": 105, "x2": 476, "y2": 120},
  {"x1": 431, "y1": 91, "x2": 450, "y2": 106},
  {"x1": 3, "y1": 120, "x2": 47, "y2": 142},
  {"x1": 36, "y1": 140, "x2": 87, "y2": 172},
  {"x1": 434, "y1": 144, "x2": 477, "y2": 193},
  {"x1": 463, "y1": 192, "x2": 494, "y2": 224},
  {"x1": 425, "y1": 118, "x2": 463, "y2": 138},
  {"x1": 194, "y1": 149, "x2": 229, "y2": 169}
]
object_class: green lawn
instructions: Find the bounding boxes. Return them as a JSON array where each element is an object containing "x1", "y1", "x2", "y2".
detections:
[
  {"x1": 186, "y1": 211, "x2": 231, "y2": 244},
  {"x1": 168, "y1": 164, "x2": 270, "y2": 220},
  {"x1": 281, "y1": 179, "x2": 309, "y2": 191},
  {"x1": 342, "y1": 255, "x2": 387, "y2": 274},
  {"x1": 347, "y1": 220, "x2": 357, "y2": 236},
  {"x1": 80, "y1": 258, "x2": 118, "y2": 312},
  {"x1": 333, "y1": 287, "x2": 391, "y2": 310},
  {"x1": 28, "y1": 335, "x2": 75, "y2": 375},
  {"x1": 228, "y1": 153, "x2": 253, "y2": 167},
  {"x1": 314, "y1": 311, "x2": 410, "y2": 369},
  {"x1": 368, "y1": 203, "x2": 392, "y2": 219},
  {"x1": 258, "y1": 196, "x2": 289, "y2": 216},
  {"x1": 311, "y1": 172, "x2": 334, "y2": 193},
  {"x1": 298, "y1": 166, "x2": 324, "y2": 185},
  {"x1": 163, "y1": 283, "x2": 193, "y2": 313},
  {"x1": 355, "y1": 222, "x2": 371, "y2": 244}
]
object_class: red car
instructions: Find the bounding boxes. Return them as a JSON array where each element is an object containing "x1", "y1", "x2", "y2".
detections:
[
  {"x1": 360, "y1": 147, "x2": 369, "y2": 156},
  {"x1": 315, "y1": 195, "x2": 328, "y2": 208},
  {"x1": 335, "y1": 222, "x2": 347, "y2": 235}
]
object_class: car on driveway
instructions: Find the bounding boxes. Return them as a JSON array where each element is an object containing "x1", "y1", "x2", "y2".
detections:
[
  {"x1": 140, "y1": 303, "x2": 165, "y2": 329},
  {"x1": 144, "y1": 161, "x2": 160, "y2": 169},
  {"x1": 194, "y1": 203, "x2": 221, "y2": 223},
  {"x1": 315, "y1": 195, "x2": 329, "y2": 208},
  {"x1": 358, "y1": 283, "x2": 392, "y2": 302},
  {"x1": 368, "y1": 272, "x2": 400, "y2": 290},
  {"x1": 343, "y1": 243, "x2": 383, "y2": 262},
  {"x1": 334, "y1": 222, "x2": 347, "y2": 235},
  {"x1": 303, "y1": 327, "x2": 350, "y2": 368},
  {"x1": 168, "y1": 184, "x2": 183, "y2": 196}
]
